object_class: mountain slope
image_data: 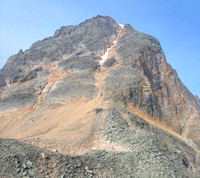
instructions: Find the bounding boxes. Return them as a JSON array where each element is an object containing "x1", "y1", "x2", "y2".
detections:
[{"x1": 0, "y1": 15, "x2": 200, "y2": 177}]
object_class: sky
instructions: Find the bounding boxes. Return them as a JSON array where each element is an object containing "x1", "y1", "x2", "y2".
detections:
[{"x1": 0, "y1": 0, "x2": 200, "y2": 97}]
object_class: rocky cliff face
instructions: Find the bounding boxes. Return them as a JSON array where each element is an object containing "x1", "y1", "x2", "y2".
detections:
[{"x1": 0, "y1": 15, "x2": 200, "y2": 177}]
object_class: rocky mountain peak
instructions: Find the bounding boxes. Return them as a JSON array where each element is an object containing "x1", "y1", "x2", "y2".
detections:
[
  {"x1": 54, "y1": 15, "x2": 120, "y2": 38},
  {"x1": 82, "y1": 15, "x2": 117, "y2": 24},
  {"x1": 0, "y1": 16, "x2": 199, "y2": 177}
]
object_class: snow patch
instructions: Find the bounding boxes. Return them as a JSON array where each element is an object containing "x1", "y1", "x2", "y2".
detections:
[
  {"x1": 99, "y1": 39, "x2": 118, "y2": 66},
  {"x1": 118, "y1": 23, "x2": 124, "y2": 28},
  {"x1": 113, "y1": 40, "x2": 117, "y2": 45},
  {"x1": 99, "y1": 48, "x2": 111, "y2": 65}
]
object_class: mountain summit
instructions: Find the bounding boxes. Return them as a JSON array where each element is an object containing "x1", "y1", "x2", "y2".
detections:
[{"x1": 0, "y1": 15, "x2": 200, "y2": 177}]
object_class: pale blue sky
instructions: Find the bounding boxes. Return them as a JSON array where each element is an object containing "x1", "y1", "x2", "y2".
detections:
[{"x1": 0, "y1": 0, "x2": 200, "y2": 97}]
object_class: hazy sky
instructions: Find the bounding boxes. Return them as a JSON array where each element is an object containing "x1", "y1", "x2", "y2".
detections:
[{"x1": 0, "y1": 0, "x2": 200, "y2": 97}]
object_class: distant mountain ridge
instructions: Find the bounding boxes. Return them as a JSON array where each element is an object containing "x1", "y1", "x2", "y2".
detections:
[{"x1": 0, "y1": 15, "x2": 199, "y2": 177}]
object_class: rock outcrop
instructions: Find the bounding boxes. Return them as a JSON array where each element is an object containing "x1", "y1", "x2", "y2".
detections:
[{"x1": 0, "y1": 15, "x2": 199, "y2": 177}]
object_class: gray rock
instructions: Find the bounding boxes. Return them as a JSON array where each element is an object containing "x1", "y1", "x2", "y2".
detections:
[
  {"x1": 103, "y1": 66, "x2": 142, "y2": 104},
  {"x1": 22, "y1": 163, "x2": 28, "y2": 169},
  {"x1": 28, "y1": 170, "x2": 34, "y2": 177},
  {"x1": 26, "y1": 160, "x2": 33, "y2": 168},
  {"x1": 103, "y1": 57, "x2": 116, "y2": 68},
  {"x1": 20, "y1": 67, "x2": 43, "y2": 83},
  {"x1": 0, "y1": 73, "x2": 6, "y2": 87},
  {"x1": 0, "y1": 87, "x2": 36, "y2": 111},
  {"x1": 95, "y1": 108, "x2": 103, "y2": 114},
  {"x1": 59, "y1": 53, "x2": 98, "y2": 72},
  {"x1": 45, "y1": 73, "x2": 98, "y2": 102}
]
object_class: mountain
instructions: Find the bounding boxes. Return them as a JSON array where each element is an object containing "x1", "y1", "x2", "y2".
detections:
[{"x1": 0, "y1": 15, "x2": 200, "y2": 177}]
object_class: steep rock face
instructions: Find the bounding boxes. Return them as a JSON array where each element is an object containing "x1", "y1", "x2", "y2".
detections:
[
  {"x1": 0, "y1": 15, "x2": 200, "y2": 177},
  {"x1": 111, "y1": 25, "x2": 200, "y2": 146},
  {"x1": 137, "y1": 47, "x2": 200, "y2": 144}
]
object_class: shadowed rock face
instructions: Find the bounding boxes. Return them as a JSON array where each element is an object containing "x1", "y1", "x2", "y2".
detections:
[{"x1": 0, "y1": 15, "x2": 199, "y2": 177}]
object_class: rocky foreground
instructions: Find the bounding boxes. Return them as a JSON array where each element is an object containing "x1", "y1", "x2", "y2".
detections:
[
  {"x1": 1, "y1": 104, "x2": 199, "y2": 177},
  {"x1": 0, "y1": 15, "x2": 200, "y2": 177},
  {"x1": 0, "y1": 106, "x2": 199, "y2": 178}
]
